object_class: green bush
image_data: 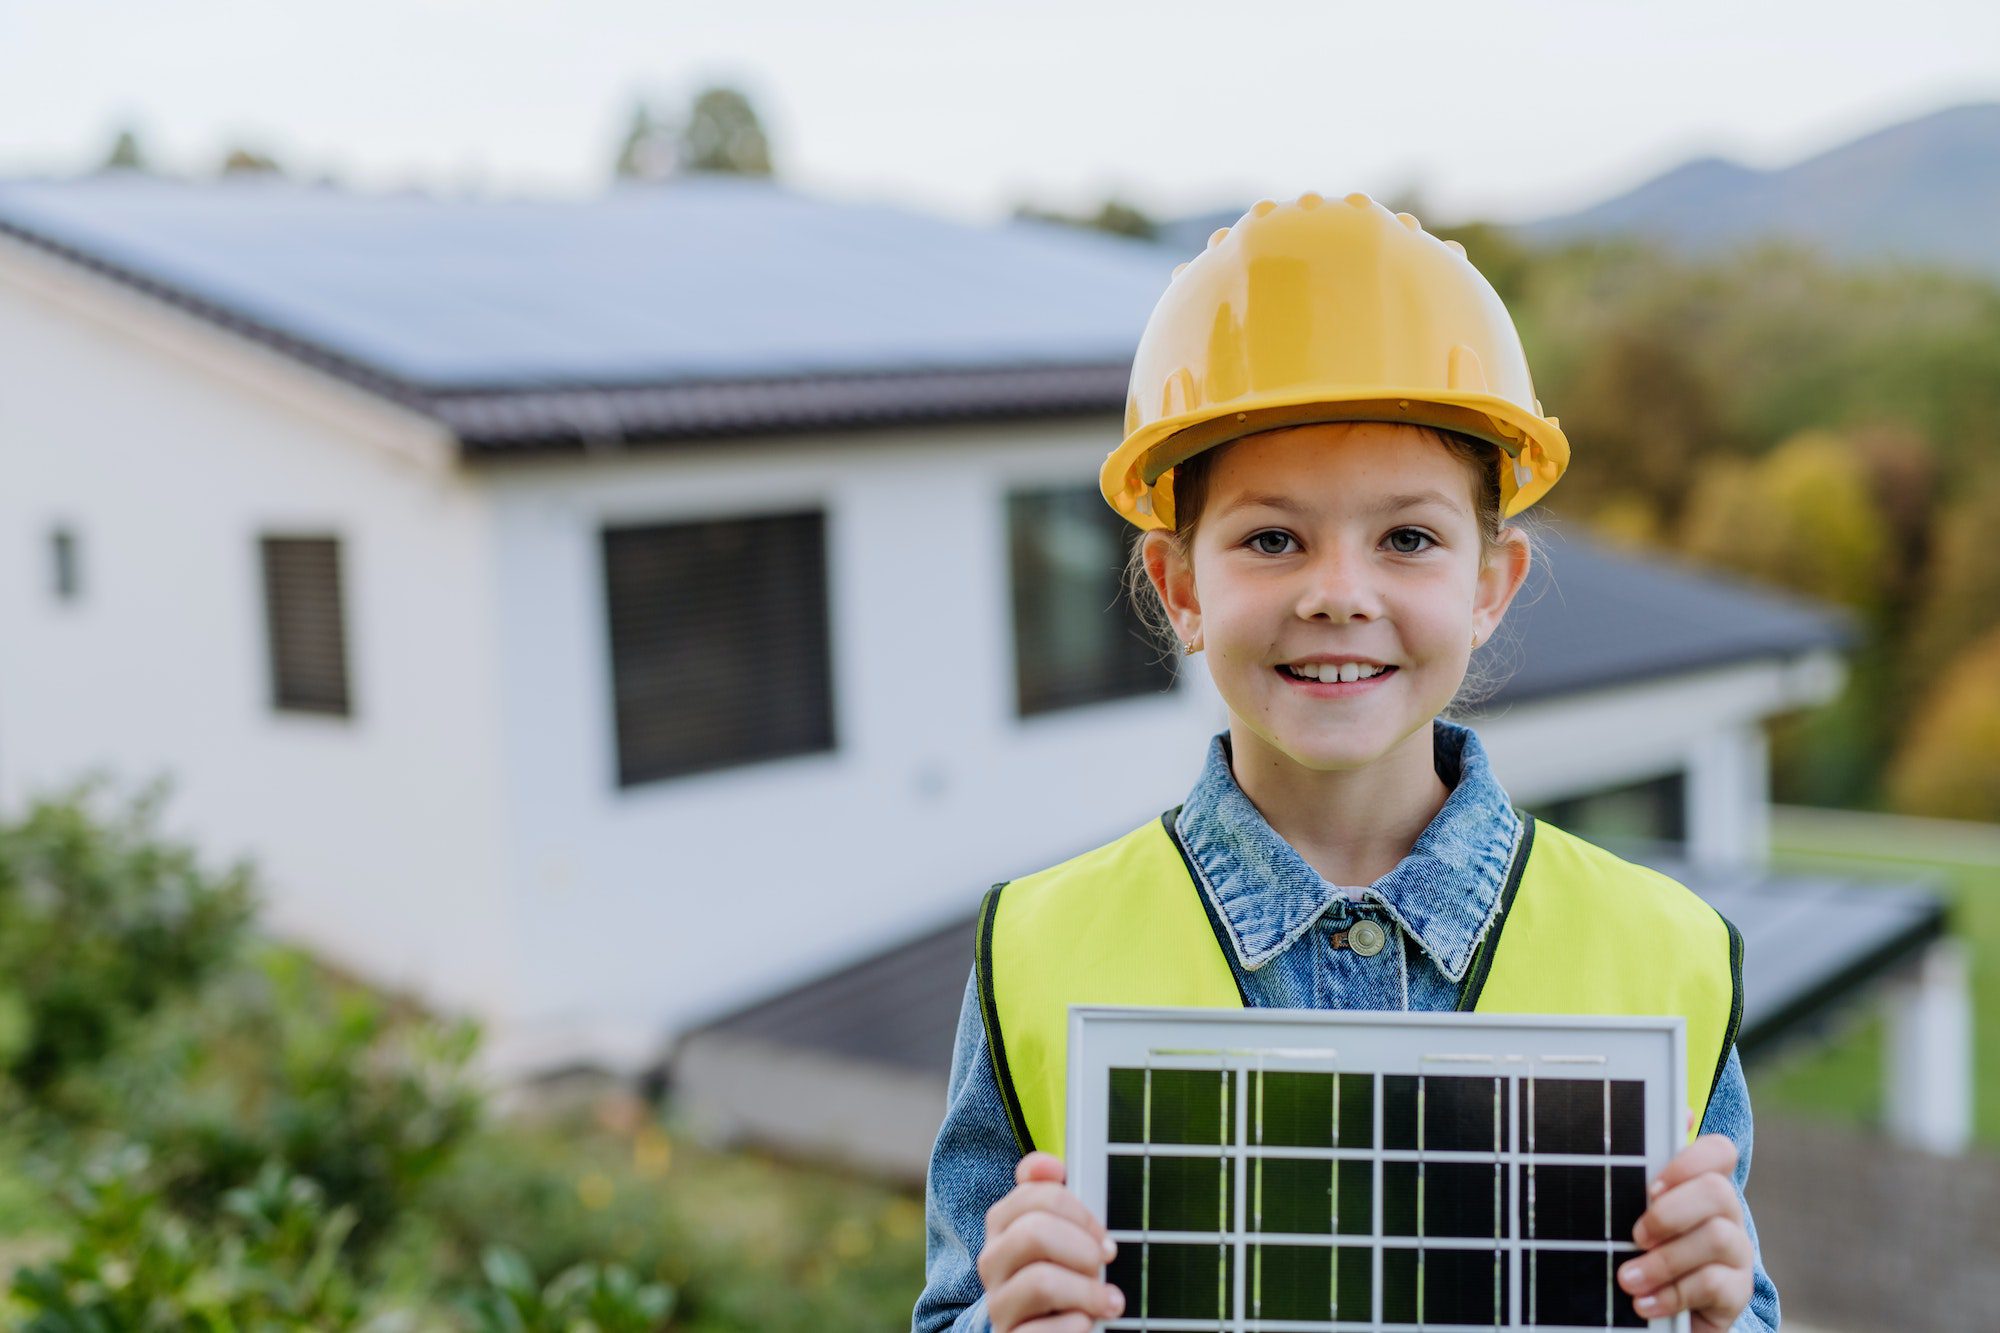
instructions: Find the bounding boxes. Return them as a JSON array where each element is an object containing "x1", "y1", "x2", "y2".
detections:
[
  {"x1": 460, "y1": 1247, "x2": 673, "y2": 1333},
  {"x1": 9, "y1": 1147, "x2": 393, "y2": 1332},
  {"x1": 88, "y1": 946, "x2": 485, "y2": 1260},
  {"x1": 0, "y1": 781, "x2": 254, "y2": 1096}
]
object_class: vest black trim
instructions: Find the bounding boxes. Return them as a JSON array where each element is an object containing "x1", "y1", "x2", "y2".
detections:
[
  {"x1": 1455, "y1": 813, "x2": 1537, "y2": 1011},
  {"x1": 1162, "y1": 805, "x2": 1252, "y2": 1006},
  {"x1": 1709, "y1": 912, "x2": 1747, "y2": 1117},
  {"x1": 974, "y1": 882, "x2": 1035, "y2": 1157}
]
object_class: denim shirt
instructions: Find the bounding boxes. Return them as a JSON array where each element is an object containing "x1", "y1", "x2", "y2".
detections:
[{"x1": 913, "y1": 719, "x2": 1781, "y2": 1333}]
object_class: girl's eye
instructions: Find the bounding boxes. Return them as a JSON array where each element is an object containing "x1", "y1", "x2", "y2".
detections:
[
  {"x1": 1385, "y1": 528, "x2": 1436, "y2": 555},
  {"x1": 1248, "y1": 530, "x2": 1298, "y2": 555}
]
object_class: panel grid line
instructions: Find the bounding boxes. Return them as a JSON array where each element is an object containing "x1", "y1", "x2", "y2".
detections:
[{"x1": 1092, "y1": 1017, "x2": 1672, "y2": 1332}]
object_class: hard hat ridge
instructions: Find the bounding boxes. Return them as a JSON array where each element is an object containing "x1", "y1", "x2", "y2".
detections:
[{"x1": 1101, "y1": 191, "x2": 1570, "y2": 530}]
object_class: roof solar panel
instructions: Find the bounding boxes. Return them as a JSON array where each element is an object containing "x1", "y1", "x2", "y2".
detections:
[
  {"x1": 1066, "y1": 1008, "x2": 1689, "y2": 1331},
  {"x1": 0, "y1": 175, "x2": 1174, "y2": 388}
]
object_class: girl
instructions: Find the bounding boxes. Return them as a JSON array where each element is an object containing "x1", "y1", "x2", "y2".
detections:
[{"x1": 914, "y1": 192, "x2": 1779, "y2": 1333}]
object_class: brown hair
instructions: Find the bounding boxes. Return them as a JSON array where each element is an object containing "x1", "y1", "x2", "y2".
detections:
[{"x1": 1119, "y1": 423, "x2": 1539, "y2": 710}]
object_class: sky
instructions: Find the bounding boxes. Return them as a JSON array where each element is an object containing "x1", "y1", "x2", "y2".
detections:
[{"x1": 3, "y1": 0, "x2": 1998, "y2": 227}]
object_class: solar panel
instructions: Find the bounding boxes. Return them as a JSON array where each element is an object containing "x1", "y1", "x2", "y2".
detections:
[{"x1": 1065, "y1": 1008, "x2": 1688, "y2": 1331}]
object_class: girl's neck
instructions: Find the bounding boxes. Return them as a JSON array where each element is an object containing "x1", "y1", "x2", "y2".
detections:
[{"x1": 1227, "y1": 720, "x2": 1453, "y2": 888}]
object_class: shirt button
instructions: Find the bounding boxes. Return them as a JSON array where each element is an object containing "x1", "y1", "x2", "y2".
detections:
[{"x1": 1347, "y1": 919, "x2": 1388, "y2": 957}]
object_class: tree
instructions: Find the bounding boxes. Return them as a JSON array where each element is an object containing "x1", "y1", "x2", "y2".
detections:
[
  {"x1": 219, "y1": 145, "x2": 284, "y2": 176},
  {"x1": 678, "y1": 86, "x2": 772, "y2": 176},
  {"x1": 1679, "y1": 429, "x2": 1892, "y2": 614},
  {"x1": 1905, "y1": 475, "x2": 2000, "y2": 684},
  {"x1": 612, "y1": 99, "x2": 675, "y2": 182},
  {"x1": 100, "y1": 124, "x2": 147, "y2": 173},
  {"x1": 1550, "y1": 324, "x2": 1728, "y2": 521},
  {"x1": 1014, "y1": 196, "x2": 1158, "y2": 241},
  {"x1": 1886, "y1": 627, "x2": 2000, "y2": 821}
]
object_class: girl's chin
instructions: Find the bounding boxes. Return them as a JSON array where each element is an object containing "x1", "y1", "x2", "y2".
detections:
[{"x1": 1247, "y1": 723, "x2": 1409, "y2": 774}]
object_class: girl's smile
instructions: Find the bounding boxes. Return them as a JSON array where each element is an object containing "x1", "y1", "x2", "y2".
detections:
[{"x1": 1275, "y1": 656, "x2": 1400, "y2": 692}]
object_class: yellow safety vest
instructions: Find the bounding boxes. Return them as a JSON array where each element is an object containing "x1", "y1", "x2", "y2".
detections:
[{"x1": 974, "y1": 811, "x2": 1743, "y2": 1161}]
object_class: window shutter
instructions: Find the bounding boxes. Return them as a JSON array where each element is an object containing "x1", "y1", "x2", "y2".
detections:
[
  {"x1": 260, "y1": 535, "x2": 351, "y2": 716},
  {"x1": 602, "y1": 510, "x2": 835, "y2": 785},
  {"x1": 50, "y1": 526, "x2": 80, "y2": 602}
]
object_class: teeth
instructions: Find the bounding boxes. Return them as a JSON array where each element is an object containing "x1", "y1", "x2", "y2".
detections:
[{"x1": 1286, "y1": 663, "x2": 1389, "y2": 682}]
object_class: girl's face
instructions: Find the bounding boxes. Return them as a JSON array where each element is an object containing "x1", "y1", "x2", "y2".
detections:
[{"x1": 1148, "y1": 421, "x2": 1531, "y2": 775}]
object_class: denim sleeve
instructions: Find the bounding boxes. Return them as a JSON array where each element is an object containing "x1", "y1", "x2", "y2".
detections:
[
  {"x1": 1696, "y1": 1045, "x2": 1782, "y2": 1332},
  {"x1": 912, "y1": 966, "x2": 1017, "y2": 1333}
]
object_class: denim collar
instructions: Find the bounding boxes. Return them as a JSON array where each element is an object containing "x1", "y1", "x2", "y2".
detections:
[{"x1": 1171, "y1": 718, "x2": 1522, "y2": 985}]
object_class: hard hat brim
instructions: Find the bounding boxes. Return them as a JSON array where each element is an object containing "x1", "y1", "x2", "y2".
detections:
[{"x1": 1101, "y1": 388, "x2": 1570, "y2": 531}]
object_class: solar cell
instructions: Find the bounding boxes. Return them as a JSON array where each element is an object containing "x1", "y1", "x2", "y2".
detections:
[{"x1": 1067, "y1": 1008, "x2": 1688, "y2": 1331}]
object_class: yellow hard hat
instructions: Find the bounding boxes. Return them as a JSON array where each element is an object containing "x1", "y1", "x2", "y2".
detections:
[{"x1": 1100, "y1": 191, "x2": 1569, "y2": 530}]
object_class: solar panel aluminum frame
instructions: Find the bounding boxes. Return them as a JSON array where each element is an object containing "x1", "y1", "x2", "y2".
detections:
[{"x1": 1065, "y1": 1006, "x2": 1688, "y2": 1333}]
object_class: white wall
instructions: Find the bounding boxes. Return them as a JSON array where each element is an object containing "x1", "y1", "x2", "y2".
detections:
[
  {"x1": 477, "y1": 421, "x2": 1229, "y2": 1067},
  {"x1": 0, "y1": 241, "x2": 520, "y2": 1018}
]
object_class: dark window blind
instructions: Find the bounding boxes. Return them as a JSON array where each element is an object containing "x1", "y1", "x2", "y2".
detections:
[
  {"x1": 1008, "y1": 486, "x2": 1176, "y2": 717},
  {"x1": 50, "y1": 526, "x2": 80, "y2": 602},
  {"x1": 602, "y1": 510, "x2": 834, "y2": 786},
  {"x1": 260, "y1": 535, "x2": 351, "y2": 716}
]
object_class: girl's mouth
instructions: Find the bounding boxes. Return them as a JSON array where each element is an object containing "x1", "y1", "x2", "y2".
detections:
[{"x1": 1276, "y1": 662, "x2": 1398, "y2": 694}]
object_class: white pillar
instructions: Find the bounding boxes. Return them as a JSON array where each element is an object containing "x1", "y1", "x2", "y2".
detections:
[
  {"x1": 1684, "y1": 725, "x2": 1770, "y2": 869},
  {"x1": 1884, "y1": 938, "x2": 1974, "y2": 1156}
]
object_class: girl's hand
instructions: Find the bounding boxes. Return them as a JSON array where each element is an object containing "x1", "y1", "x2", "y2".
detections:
[
  {"x1": 1618, "y1": 1132, "x2": 1753, "y2": 1330},
  {"x1": 978, "y1": 1151, "x2": 1125, "y2": 1332}
]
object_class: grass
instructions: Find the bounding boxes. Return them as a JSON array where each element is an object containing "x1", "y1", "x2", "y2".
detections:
[{"x1": 1750, "y1": 806, "x2": 2000, "y2": 1148}]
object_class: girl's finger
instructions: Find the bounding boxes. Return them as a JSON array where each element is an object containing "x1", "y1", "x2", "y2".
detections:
[
  {"x1": 1647, "y1": 1133, "x2": 1736, "y2": 1200},
  {"x1": 986, "y1": 1182, "x2": 1111, "y2": 1250},
  {"x1": 1618, "y1": 1215, "x2": 1752, "y2": 1300},
  {"x1": 989, "y1": 1260, "x2": 1123, "y2": 1332},
  {"x1": 1013, "y1": 1314, "x2": 1097, "y2": 1333},
  {"x1": 1633, "y1": 1170, "x2": 1740, "y2": 1248},
  {"x1": 979, "y1": 1210, "x2": 1116, "y2": 1293},
  {"x1": 1017, "y1": 1151, "x2": 1067, "y2": 1186},
  {"x1": 1625, "y1": 1259, "x2": 1752, "y2": 1323}
]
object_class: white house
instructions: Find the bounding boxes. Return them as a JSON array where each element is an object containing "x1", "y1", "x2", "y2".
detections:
[{"x1": 1, "y1": 174, "x2": 1921, "y2": 1105}]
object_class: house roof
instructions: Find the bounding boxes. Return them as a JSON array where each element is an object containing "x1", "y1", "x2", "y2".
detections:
[
  {"x1": 0, "y1": 174, "x2": 1169, "y2": 451},
  {"x1": 1473, "y1": 525, "x2": 1853, "y2": 707}
]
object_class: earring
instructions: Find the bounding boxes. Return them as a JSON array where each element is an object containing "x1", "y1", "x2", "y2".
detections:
[
  {"x1": 1471, "y1": 632, "x2": 1482, "y2": 649},
  {"x1": 1182, "y1": 638, "x2": 1200, "y2": 656}
]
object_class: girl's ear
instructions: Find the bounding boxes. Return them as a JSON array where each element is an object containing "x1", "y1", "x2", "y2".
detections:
[
  {"x1": 1142, "y1": 530, "x2": 1202, "y2": 648},
  {"x1": 1472, "y1": 526, "x2": 1533, "y2": 644}
]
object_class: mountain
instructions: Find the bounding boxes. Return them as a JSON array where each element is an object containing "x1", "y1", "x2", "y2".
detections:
[
  {"x1": 1512, "y1": 102, "x2": 2000, "y2": 275},
  {"x1": 1155, "y1": 102, "x2": 2000, "y2": 277}
]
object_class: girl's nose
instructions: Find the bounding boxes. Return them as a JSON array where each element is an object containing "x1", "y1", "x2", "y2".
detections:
[{"x1": 1294, "y1": 550, "x2": 1384, "y2": 622}]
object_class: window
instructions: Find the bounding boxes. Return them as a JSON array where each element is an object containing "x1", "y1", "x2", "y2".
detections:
[
  {"x1": 49, "y1": 526, "x2": 80, "y2": 602},
  {"x1": 1008, "y1": 486, "x2": 1175, "y2": 716},
  {"x1": 1533, "y1": 770, "x2": 1687, "y2": 848},
  {"x1": 259, "y1": 535, "x2": 352, "y2": 716},
  {"x1": 602, "y1": 509, "x2": 834, "y2": 786}
]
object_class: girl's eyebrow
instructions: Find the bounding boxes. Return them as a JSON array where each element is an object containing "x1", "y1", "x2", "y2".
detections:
[
  {"x1": 1370, "y1": 489, "x2": 1470, "y2": 517},
  {"x1": 1216, "y1": 490, "x2": 1468, "y2": 519},
  {"x1": 1215, "y1": 492, "x2": 1310, "y2": 518}
]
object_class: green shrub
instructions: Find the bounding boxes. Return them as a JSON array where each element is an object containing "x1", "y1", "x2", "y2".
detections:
[
  {"x1": 0, "y1": 780, "x2": 254, "y2": 1096},
  {"x1": 87, "y1": 946, "x2": 486, "y2": 1260},
  {"x1": 8, "y1": 1146, "x2": 397, "y2": 1332},
  {"x1": 459, "y1": 1247, "x2": 673, "y2": 1333}
]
